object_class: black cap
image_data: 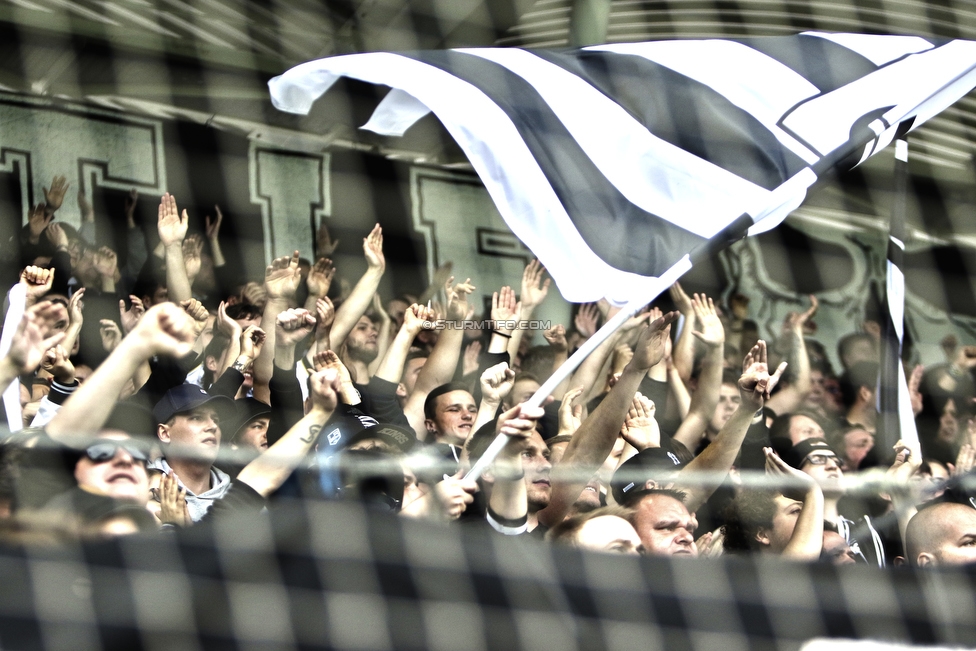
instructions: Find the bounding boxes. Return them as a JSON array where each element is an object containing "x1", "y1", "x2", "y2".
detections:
[
  {"x1": 611, "y1": 447, "x2": 684, "y2": 505},
  {"x1": 229, "y1": 398, "x2": 272, "y2": 442},
  {"x1": 152, "y1": 384, "x2": 237, "y2": 426},
  {"x1": 343, "y1": 423, "x2": 417, "y2": 454},
  {"x1": 774, "y1": 437, "x2": 837, "y2": 469}
]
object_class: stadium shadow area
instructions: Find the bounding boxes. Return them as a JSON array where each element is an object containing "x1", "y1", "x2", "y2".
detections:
[{"x1": 0, "y1": 499, "x2": 974, "y2": 650}]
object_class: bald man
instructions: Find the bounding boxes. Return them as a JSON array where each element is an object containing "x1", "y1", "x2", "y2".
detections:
[{"x1": 905, "y1": 502, "x2": 976, "y2": 567}]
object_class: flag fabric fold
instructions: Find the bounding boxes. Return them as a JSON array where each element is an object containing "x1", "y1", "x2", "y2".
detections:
[{"x1": 269, "y1": 33, "x2": 976, "y2": 304}]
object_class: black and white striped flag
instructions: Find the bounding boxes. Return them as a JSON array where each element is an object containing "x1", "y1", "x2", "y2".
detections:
[{"x1": 270, "y1": 33, "x2": 976, "y2": 304}]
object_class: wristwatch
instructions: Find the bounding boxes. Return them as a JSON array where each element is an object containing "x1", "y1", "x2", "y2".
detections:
[{"x1": 231, "y1": 357, "x2": 252, "y2": 374}]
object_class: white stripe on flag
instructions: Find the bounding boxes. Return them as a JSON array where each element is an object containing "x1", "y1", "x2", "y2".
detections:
[
  {"x1": 458, "y1": 47, "x2": 772, "y2": 239},
  {"x1": 886, "y1": 260, "x2": 905, "y2": 342},
  {"x1": 782, "y1": 41, "x2": 976, "y2": 156},
  {"x1": 803, "y1": 32, "x2": 933, "y2": 66},
  {"x1": 269, "y1": 52, "x2": 669, "y2": 303},
  {"x1": 586, "y1": 41, "x2": 821, "y2": 164},
  {"x1": 361, "y1": 89, "x2": 431, "y2": 137}
]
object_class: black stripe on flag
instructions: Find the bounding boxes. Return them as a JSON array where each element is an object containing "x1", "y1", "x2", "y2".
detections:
[
  {"x1": 530, "y1": 48, "x2": 809, "y2": 191},
  {"x1": 406, "y1": 49, "x2": 710, "y2": 277},
  {"x1": 738, "y1": 34, "x2": 880, "y2": 95}
]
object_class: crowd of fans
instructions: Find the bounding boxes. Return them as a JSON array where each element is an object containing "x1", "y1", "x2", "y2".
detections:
[{"x1": 2, "y1": 174, "x2": 976, "y2": 569}]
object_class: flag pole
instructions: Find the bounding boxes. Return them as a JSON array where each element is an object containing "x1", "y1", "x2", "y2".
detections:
[
  {"x1": 464, "y1": 256, "x2": 693, "y2": 481},
  {"x1": 875, "y1": 138, "x2": 921, "y2": 462}
]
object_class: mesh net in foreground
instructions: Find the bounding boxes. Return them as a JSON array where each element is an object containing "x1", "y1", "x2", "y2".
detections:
[{"x1": 0, "y1": 499, "x2": 974, "y2": 651}]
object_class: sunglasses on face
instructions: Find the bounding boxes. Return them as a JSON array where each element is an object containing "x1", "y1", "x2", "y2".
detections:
[
  {"x1": 84, "y1": 442, "x2": 148, "y2": 465},
  {"x1": 803, "y1": 454, "x2": 839, "y2": 466}
]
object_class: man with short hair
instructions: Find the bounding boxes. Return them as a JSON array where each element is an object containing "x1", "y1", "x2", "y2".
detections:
[
  {"x1": 152, "y1": 384, "x2": 236, "y2": 521},
  {"x1": 547, "y1": 505, "x2": 643, "y2": 555},
  {"x1": 905, "y1": 502, "x2": 976, "y2": 567},
  {"x1": 342, "y1": 315, "x2": 380, "y2": 381},
  {"x1": 629, "y1": 488, "x2": 698, "y2": 557}
]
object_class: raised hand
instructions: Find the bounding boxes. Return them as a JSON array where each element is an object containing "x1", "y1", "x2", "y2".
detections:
[
  {"x1": 124, "y1": 188, "x2": 138, "y2": 227},
  {"x1": 215, "y1": 301, "x2": 242, "y2": 340},
  {"x1": 668, "y1": 281, "x2": 694, "y2": 315},
  {"x1": 20, "y1": 266, "x2": 54, "y2": 306},
  {"x1": 99, "y1": 319, "x2": 123, "y2": 352},
  {"x1": 629, "y1": 311, "x2": 679, "y2": 371},
  {"x1": 182, "y1": 234, "x2": 203, "y2": 282},
  {"x1": 308, "y1": 367, "x2": 341, "y2": 412},
  {"x1": 241, "y1": 281, "x2": 268, "y2": 309},
  {"x1": 239, "y1": 325, "x2": 266, "y2": 360},
  {"x1": 77, "y1": 190, "x2": 94, "y2": 223},
  {"x1": 315, "y1": 218, "x2": 340, "y2": 256},
  {"x1": 738, "y1": 340, "x2": 787, "y2": 409},
  {"x1": 157, "y1": 193, "x2": 188, "y2": 246},
  {"x1": 306, "y1": 257, "x2": 335, "y2": 297},
  {"x1": 543, "y1": 324, "x2": 568, "y2": 352},
  {"x1": 446, "y1": 276, "x2": 475, "y2": 321},
  {"x1": 520, "y1": 259, "x2": 550, "y2": 311},
  {"x1": 205, "y1": 205, "x2": 223, "y2": 240},
  {"x1": 6, "y1": 301, "x2": 67, "y2": 374},
  {"x1": 764, "y1": 447, "x2": 816, "y2": 500},
  {"x1": 559, "y1": 385, "x2": 584, "y2": 435},
  {"x1": 401, "y1": 303, "x2": 433, "y2": 338},
  {"x1": 363, "y1": 224, "x2": 385, "y2": 270},
  {"x1": 620, "y1": 393, "x2": 660, "y2": 451},
  {"x1": 119, "y1": 295, "x2": 145, "y2": 335},
  {"x1": 179, "y1": 299, "x2": 209, "y2": 337},
  {"x1": 276, "y1": 308, "x2": 316, "y2": 347},
  {"x1": 45, "y1": 223, "x2": 68, "y2": 250},
  {"x1": 691, "y1": 293, "x2": 724, "y2": 348},
  {"x1": 68, "y1": 288, "x2": 85, "y2": 327},
  {"x1": 315, "y1": 297, "x2": 336, "y2": 337},
  {"x1": 264, "y1": 251, "x2": 302, "y2": 300},
  {"x1": 574, "y1": 302, "x2": 599, "y2": 338},
  {"x1": 93, "y1": 246, "x2": 118, "y2": 278},
  {"x1": 128, "y1": 303, "x2": 196, "y2": 358},
  {"x1": 463, "y1": 340, "x2": 482, "y2": 376},
  {"x1": 491, "y1": 285, "x2": 519, "y2": 322},
  {"x1": 43, "y1": 175, "x2": 69, "y2": 215},
  {"x1": 41, "y1": 345, "x2": 75, "y2": 384},
  {"x1": 27, "y1": 203, "x2": 52, "y2": 245},
  {"x1": 481, "y1": 362, "x2": 516, "y2": 404}
]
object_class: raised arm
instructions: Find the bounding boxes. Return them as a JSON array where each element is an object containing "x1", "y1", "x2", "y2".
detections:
[
  {"x1": 403, "y1": 277, "x2": 475, "y2": 439},
  {"x1": 672, "y1": 293, "x2": 725, "y2": 451},
  {"x1": 487, "y1": 402, "x2": 545, "y2": 526},
  {"x1": 471, "y1": 362, "x2": 516, "y2": 441},
  {"x1": 678, "y1": 341, "x2": 786, "y2": 512},
  {"x1": 46, "y1": 303, "x2": 195, "y2": 445},
  {"x1": 506, "y1": 260, "x2": 549, "y2": 361},
  {"x1": 157, "y1": 193, "x2": 191, "y2": 303},
  {"x1": 0, "y1": 301, "x2": 67, "y2": 396},
  {"x1": 765, "y1": 448, "x2": 824, "y2": 561},
  {"x1": 205, "y1": 205, "x2": 226, "y2": 268},
  {"x1": 252, "y1": 251, "x2": 302, "y2": 403},
  {"x1": 766, "y1": 295, "x2": 817, "y2": 415},
  {"x1": 374, "y1": 303, "x2": 433, "y2": 384},
  {"x1": 668, "y1": 282, "x2": 697, "y2": 384},
  {"x1": 330, "y1": 224, "x2": 385, "y2": 347},
  {"x1": 540, "y1": 312, "x2": 678, "y2": 527},
  {"x1": 235, "y1": 367, "x2": 340, "y2": 497}
]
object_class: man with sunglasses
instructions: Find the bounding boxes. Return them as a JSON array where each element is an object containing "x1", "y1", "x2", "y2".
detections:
[{"x1": 774, "y1": 437, "x2": 886, "y2": 566}]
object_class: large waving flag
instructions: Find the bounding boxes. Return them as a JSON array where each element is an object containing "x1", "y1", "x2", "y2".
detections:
[{"x1": 269, "y1": 33, "x2": 976, "y2": 304}]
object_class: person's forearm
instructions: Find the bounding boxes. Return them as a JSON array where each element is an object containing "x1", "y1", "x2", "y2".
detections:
[
  {"x1": 330, "y1": 267, "x2": 383, "y2": 347},
  {"x1": 47, "y1": 336, "x2": 149, "y2": 444},
  {"x1": 413, "y1": 327, "x2": 464, "y2": 396},
  {"x1": 164, "y1": 243, "x2": 191, "y2": 302},
  {"x1": 766, "y1": 332, "x2": 809, "y2": 415},
  {"x1": 375, "y1": 327, "x2": 416, "y2": 384},
  {"x1": 253, "y1": 298, "x2": 286, "y2": 402},
  {"x1": 235, "y1": 406, "x2": 333, "y2": 497},
  {"x1": 61, "y1": 324, "x2": 82, "y2": 362},
  {"x1": 679, "y1": 405, "x2": 753, "y2": 511},
  {"x1": 506, "y1": 306, "x2": 530, "y2": 362},
  {"x1": 209, "y1": 236, "x2": 226, "y2": 268},
  {"x1": 668, "y1": 366, "x2": 691, "y2": 419},
  {"x1": 0, "y1": 357, "x2": 20, "y2": 398},
  {"x1": 471, "y1": 399, "x2": 500, "y2": 447},
  {"x1": 782, "y1": 487, "x2": 825, "y2": 561},
  {"x1": 100, "y1": 275, "x2": 116, "y2": 293},
  {"x1": 568, "y1": 332, "x2": 622, "y2": 406},
  {"x1": 489, "y1": 452, "x2": 527, "y2": 521},
  {"x1": 275, "y1": 344, "x2": 296, "y2": 372},
  {"x1": 672, "y1": 311, "x2": 696, "y2": 383},
  {"x1": 671, "y1": 345, "x2": 723, "y2": 450}
]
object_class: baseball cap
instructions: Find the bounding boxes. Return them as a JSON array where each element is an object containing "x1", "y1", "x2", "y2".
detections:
[
  {"x1": 228, "y1": 398, "x2": 272, "y2": 442},
  {"x1": 343, "y1": 423, "x2": 417, "y2": 454},
  {"x1": 611, "y1": 447, "x2": 684, "y2": 505},
  {"x1": 774, "y1": 437, "x2": 838, "y2": 469},
  {"x1": 152, "y1": 384, "x2": 237, "y2": 426}
]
